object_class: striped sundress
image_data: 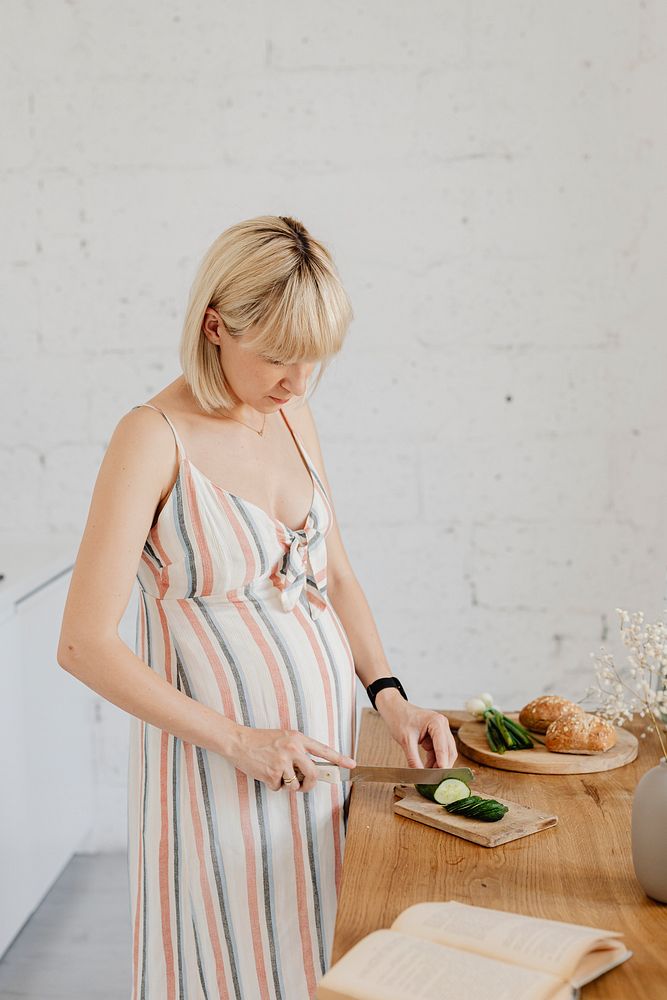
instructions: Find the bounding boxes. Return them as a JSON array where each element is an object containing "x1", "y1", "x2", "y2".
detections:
[{"x1": 127, "y1": 402, "x2": 357, "y2": 1000}]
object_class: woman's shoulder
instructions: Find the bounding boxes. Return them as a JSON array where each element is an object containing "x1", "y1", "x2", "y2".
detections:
[
  {"x1": 113, "y1": 399, "x2": 182, "y2": 481},
  {"x1": 114, "y1": 379, "x2": 192, "y2": 478}
]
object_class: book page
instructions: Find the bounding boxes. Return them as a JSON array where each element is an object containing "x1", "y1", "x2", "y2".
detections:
[
  {"x1": 571, "y1": 946, "x2": 633, "y2": 989},
  {"x1": 391, "y1": 901, "x2": 625, "y2": 981},
  {"x1": 315, "y1": 929, "x2": 572, "y2": 1000}
]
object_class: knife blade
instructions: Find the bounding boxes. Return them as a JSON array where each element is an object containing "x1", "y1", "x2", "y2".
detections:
[{"x1": 311, "y1": 763, "x2": 474, "y2": 785}]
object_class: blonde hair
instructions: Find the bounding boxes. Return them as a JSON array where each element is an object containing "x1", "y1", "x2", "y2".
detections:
[{"x1": 179, "y1": 215, "x2": 354, "y2": 414}]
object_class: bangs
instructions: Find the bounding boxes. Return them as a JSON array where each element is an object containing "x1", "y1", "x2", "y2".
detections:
[{"x1": 240, "y1": 265, "x2": 350, "y2": 364}]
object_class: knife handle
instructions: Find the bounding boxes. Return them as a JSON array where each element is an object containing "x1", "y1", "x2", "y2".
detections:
[{"x1": 312, "y1": 762, "x2": 342, "y2": 783}]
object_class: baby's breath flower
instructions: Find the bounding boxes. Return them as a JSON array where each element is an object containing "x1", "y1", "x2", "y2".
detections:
[{"x1": 588, "y1": 607, "x2": 667, "y2": 758}]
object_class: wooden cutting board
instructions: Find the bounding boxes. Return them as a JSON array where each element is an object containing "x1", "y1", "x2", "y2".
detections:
[
  {"x1": 392, "y1": 785, "x2": 558, "y2": 848},
  {"x1": 457, "y1": 715, "x2": 639, "y2": 774}
]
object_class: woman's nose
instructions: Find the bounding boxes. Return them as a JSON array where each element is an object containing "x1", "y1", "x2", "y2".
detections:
[{"x1": 282, "y1": 363, "x2": 313, "y2": 396}]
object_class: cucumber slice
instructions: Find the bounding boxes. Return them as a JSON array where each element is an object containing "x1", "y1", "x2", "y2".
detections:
[
  {"x1": 445, "y1": 795, "x2": 509, "y2": 822},
  {"x1": 445, "y1": 795, "x2": 486, "y2": 815},
  {"x1": 415, "y1": 777, "x2": 471, "y2": 804},
  {"x1": 433, "y1": 778, "x2": 471, "y2": 806},
  {"x1": 466, "y1": 800, "x2": 508, "y2": 820}
]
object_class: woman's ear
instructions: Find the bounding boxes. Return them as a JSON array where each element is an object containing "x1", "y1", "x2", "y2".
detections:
[{"x1": 202, "y1": 307, "x2": 226, "y2": 345}]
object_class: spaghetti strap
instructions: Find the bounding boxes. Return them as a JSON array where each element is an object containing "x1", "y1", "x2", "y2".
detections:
[
  {"x1": 132, "y1": 402, "x2": 186, "y2": 462},
  {"x1": 279, "y1": 405, "x2": 312, "y2": 473}
]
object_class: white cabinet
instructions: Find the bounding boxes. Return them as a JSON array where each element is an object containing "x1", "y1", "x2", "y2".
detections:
[{"x1": 0, "y1": 540, "x2": 94, "y2": 958}]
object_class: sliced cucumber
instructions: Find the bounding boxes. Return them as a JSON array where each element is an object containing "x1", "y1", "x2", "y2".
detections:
[
  {"x1": 433, "y1": 778, "x2": 471, "y2": 806},
  {"x1": 445, "y1": 795, "x2": 509, "y2": 822},
  {"x1": 415, "y1": 777, "x2": 471, "y2": 804},
  {"x1": 446, "y1": 794, "x2": 486, "y2": 815},
  {"x1": 466, "y1": 801, "x2": 508, "y2": 821}
]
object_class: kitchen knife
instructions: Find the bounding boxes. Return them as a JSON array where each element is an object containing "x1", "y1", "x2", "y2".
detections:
[{"x1": 311, "y1": 763, "x2": 474, "y2": 785}]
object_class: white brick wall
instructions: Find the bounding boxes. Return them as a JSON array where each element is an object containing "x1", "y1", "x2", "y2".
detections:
[{"x1": 3, "y1": 2, "x2": 666, "y2": 849}]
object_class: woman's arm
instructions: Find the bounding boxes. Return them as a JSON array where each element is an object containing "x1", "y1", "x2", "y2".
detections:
[
  {"x1": 56, "y1": 407, "x2": 242, "y2": 759},
  {"x1": 288, "y1": 398, "x2": 407, "y2": 690},
  {"x1": 288, "y1": 400, "x2": 457, "y2": 767},
  {"x1": 326, "y1": 571, "x2": 406, "y2": 709}
]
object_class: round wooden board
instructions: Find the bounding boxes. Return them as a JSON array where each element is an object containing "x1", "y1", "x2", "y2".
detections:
[{"x1": 457, "y1": 715, "x2": 638, "y2": 774}]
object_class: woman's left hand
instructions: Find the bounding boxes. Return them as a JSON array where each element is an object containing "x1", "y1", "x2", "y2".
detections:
[{"x1": 375, "y1": 694, "x2": 458, "y2": 768}]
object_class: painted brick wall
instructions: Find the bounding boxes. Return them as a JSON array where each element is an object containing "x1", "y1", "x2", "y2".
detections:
[{"x1": 3, "y1": 2, "x2": 666, "y2": 850}]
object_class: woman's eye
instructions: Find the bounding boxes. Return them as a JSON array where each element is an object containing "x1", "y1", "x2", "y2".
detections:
[{"x1": 265, "y1": 357, "x2": 284, "y2": 366}]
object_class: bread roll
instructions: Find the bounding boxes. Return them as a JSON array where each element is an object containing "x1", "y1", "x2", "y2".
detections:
[
  {"x1": 545, "y1": 712, "x2": 617, "y2": 754},
  {"x1": 518, "y1": 695, "x2": 584, "y2": 733}
]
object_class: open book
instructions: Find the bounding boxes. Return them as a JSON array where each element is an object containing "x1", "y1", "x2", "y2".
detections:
[{"x1": 316, "y1": 900, "x2": 631, "y2": 1000}]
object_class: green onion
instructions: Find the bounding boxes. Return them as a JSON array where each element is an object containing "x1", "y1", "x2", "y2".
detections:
[{"x1": 482, "y1": 707, "x2": 534, "y2": 754}]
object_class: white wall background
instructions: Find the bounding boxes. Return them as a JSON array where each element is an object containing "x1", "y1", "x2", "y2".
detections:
[{"x1": 2, "y1": 1, "x2": 666, "y2": 850}]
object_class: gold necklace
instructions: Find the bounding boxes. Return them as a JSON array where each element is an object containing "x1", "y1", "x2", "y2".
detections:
[{"x1": 219, "y1": 410, "x2": 267, "y2": 436}]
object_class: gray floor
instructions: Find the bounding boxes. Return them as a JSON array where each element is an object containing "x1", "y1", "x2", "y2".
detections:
[{"x1": 0, "y1": 853, "x2": 131, "y2": 999}]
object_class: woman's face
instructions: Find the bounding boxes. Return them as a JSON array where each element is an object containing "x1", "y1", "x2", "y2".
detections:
[{"x1": 203, "y1": 308, "x2": 317, "y2": 411}]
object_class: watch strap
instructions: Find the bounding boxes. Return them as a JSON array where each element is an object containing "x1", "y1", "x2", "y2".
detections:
[{"x1": 366, "y1": 676, "x2": 408, "y2": 711}]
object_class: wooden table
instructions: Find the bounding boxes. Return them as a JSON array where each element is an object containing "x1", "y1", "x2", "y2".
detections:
[{"x1": 331, "y1": 708, "x2": 666, "y2": 998}]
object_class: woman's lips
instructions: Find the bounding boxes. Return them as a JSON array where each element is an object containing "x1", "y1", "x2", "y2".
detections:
[{"x1": 270, "y1": 395, "x2": 290, "y2": 403}]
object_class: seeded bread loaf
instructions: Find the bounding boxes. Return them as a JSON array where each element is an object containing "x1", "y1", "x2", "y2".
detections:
[
  {"x1": 545, "y1": 712, "x2": 617, "y2": 754},
  {"x1": 518, "y1": 695, "x2": 584, "y2": 734}
]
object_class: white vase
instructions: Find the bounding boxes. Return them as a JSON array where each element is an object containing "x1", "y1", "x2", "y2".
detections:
[{"x1": 631, "y1": 756, "x2": 667, "y2": 903}]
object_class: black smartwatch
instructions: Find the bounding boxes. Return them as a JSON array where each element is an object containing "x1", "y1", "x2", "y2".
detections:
[{"x1": 366, "y1": 676, "x2": 408, "y2": 711}]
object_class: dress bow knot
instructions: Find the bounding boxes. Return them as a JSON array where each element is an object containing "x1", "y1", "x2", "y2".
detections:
[{"x1": 272, "y1": 523, "x2": 328, "y2": 620}]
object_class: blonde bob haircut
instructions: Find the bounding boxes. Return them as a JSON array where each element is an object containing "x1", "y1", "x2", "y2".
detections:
[{"x1": 179, "y1": 215, "x2": 354, "y2": 414}]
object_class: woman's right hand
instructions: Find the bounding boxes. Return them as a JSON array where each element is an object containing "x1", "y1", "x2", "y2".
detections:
[{"x1": 226, "y1": 726, "x2": 357, "y2": 793}]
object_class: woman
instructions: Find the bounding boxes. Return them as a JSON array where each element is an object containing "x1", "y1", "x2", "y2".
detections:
[{"x1": 57, "y1": 215, "x2": 456, "y2": 999}]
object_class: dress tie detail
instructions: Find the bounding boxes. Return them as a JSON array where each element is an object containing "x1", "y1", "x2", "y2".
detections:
[{"x1": 272, "y1": 521, "x2": 328, "y2": 620}]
